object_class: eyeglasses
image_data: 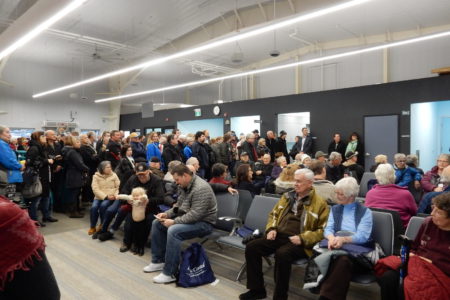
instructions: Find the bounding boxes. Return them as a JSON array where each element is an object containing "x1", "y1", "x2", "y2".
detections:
[
  {"x1": 396, "y1": 160, "x2": 406, "y2": 163},
  {"x1": 437, "y1": 160, "x2": 449, "y2": 163}
]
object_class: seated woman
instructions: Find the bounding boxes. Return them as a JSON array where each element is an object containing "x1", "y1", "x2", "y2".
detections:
[
  {"x1": 233, "y1": 164, "x2": 258, "y2": 197},
  {"x1": 271, "y1": 156, "x2": 287, "y2": 179},
  {"x1": 0, "y1": 195, "x2": 60, "y2": 299},
  {"x1": 89, "y1": 161, "x2": 120, "y2": 237},
  {"x1": 421, "y1": 154, "x2": 450, "y2": 193},
  {"x1": 209, "y1": 163, "x2": 231, "y2": 186},
  {"x1": 273, "y1": 164, "x2": 299, "y2": 195},
  {"x1": 365, "y1": 164, "x2": 417, "y2": 228},
  {"x1": 393, "y1": 153, "x2": 421, "y2": 188},
  {"x1": 376, "y1": 193, "x2": 450, "y2": 300},
  {"x1": 312, "y1": 177, "x2": 374, "y2": 300}
]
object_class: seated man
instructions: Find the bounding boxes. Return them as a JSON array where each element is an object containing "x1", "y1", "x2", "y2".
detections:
[
  {"x1": 418, "y1": 165, "x2": 450, "y2": 214},
  {"x1": 143, "y1": 164, "x2": 217, "y2": 284},
  {"x1": 326, "y1": 152, "x2": 345, "y2": 184},
  {"x1": 234, "y1": 152, "x2": 256, "y2": 175},
  {"x1": 239, "y1": 168, "x2": 329, "y2": 300},
  {"x1": 310, "y1": 160, "x2": 336, "y2": 204}
]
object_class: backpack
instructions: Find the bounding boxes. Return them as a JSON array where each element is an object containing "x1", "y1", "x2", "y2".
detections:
[{"x1": 177, "y1": 243, "x2": 216, "y2": 287}]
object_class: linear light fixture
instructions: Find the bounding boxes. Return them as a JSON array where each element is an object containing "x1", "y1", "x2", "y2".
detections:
[
  {"x1": 33, "y1": 0, "x2": 371, "y2": 98},
  {"x1": 0, "y1": 0, "x2": 87, "y2": 61},
  {"x1": 94, "y1": 30, "x2": 450, "y2": 103}
]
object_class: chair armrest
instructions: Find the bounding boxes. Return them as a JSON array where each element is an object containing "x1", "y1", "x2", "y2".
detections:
[{"x1": 218, "y1": 216, "x2": 243, "y2": 236}]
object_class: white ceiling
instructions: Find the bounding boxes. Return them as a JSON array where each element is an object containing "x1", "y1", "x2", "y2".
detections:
[{"x1": 1, "y1": 0, "x2": 450, "y2": 111}]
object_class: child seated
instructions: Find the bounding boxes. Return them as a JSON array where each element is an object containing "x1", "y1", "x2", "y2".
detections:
[{"x1": 117, "y1": 187, "x2": 149, "y2": 256}]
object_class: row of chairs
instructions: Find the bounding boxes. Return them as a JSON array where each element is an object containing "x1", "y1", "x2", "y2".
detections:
[{"x1": 205, "y1": 190, "x2": 427, "y2": 285}]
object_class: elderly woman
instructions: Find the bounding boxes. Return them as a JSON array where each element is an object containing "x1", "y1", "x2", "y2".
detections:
[
  {"x1": 256, "y1": 138, "x2": 270, "y2": 155},
  {"x1": 370, "y1": 154, "x2": 388, "y2": 172},
  {"x1": 271, "y1": 156, "x2": 287, "y2": 179},
  {"x1": 421, "y1": 154, "x2": 450, "y2": 193},
  {"x1": 377, "y1": 193, "x2": 450, "y2": 300},
  {"x1": 274, "y1": 164, "x2": 299, "y2": 194},
  {"x1": 315, "y1": 177, "x2": 373, "y2": 300},
  {"x1": 0, "y1": 125, "x2": 23, "y2": 196},
  {"x1": 393, "y1": 153, "x2": 421, "y2": 188},
  {"x1": 365, "y1": 164, "x2": 417, "y2": 228}
]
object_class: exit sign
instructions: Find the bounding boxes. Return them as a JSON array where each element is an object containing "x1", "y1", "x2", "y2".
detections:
[{"x1": 194, "y1": 108, "x2": 202, "y2": 117}]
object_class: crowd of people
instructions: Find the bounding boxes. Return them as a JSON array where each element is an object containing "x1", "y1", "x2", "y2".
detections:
[{"x1": 0, "y1": 123, "x2": 449, "y2": 300}]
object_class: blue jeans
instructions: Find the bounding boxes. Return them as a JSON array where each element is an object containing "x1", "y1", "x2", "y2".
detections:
[
  {"x1": 198, "y1": 168, "x2": 206, "y2": 179},
  {"x1": 25, "y1": 196, "x2": 50, "y2": 220},
  {"x1": 151, "y1": 220, "x2": 213, "y2": 276},
  {"x1": 90, "y1": 199, "x2": 112, "y2": 228},
  {"x1": 100, "y1": 200, "x2": 121, "y2": 232}
]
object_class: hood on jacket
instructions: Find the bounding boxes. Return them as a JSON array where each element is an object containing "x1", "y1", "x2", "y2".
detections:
[{"x1": 274, "y1": 179, "x2": 295, "y2": 189}]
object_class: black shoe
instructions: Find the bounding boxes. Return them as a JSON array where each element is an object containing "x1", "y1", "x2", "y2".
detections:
[
  {"x1": 239, "y1": 289, "x2": 267, "y2": 300},
  {"x1": 98, "y1": 231, "x2": 113, "y2": 241},
  {"x1": 92, "y1": 232, "x2": 99, "y2": 240},
  {"x1": 120, "y1": 244, "x2": 130, "y2": 253},
  {"x1": 36, "y1": 221, "x2": 46, "y2": 227},
  {"x1": 138, "y1": 248, "x2": 144, "y2": 256},
  {"x1": 43, "y1": 217, "x2": 59, "y2": 222}
]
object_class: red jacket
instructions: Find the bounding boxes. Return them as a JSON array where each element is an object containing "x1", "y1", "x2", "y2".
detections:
[{"x1": 421, "y1": 166, "x2": 440, "y2": 192}]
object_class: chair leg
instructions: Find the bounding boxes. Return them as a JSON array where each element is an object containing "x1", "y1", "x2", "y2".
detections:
[
  {"x1": 236, "y1": 262, "x2": 247, "y2": 282},
  {"x1": 263, "y1": 256, "x2": 272, "y2": 266},
  {"x1": 200, "y1": 238, "x2": 209, "y2": 245}
]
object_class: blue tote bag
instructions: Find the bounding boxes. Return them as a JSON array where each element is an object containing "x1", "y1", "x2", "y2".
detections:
[{"x1": 178, "y1": 243, "x2": 216, "y2": 287}]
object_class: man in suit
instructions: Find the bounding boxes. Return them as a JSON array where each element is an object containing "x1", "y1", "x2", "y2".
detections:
[{"x1": 294, "y1": 127, "x2": 313, "y2": 157}]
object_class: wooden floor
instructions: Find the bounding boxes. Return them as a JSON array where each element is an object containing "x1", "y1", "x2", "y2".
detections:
[{"x1": 40, "y1": 213, "x2": 380, "y2": 300}]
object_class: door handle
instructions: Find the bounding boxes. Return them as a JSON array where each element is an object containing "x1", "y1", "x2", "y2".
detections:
[{"x1": 365, "y1": 153, "x2": 371, "y2": 156}]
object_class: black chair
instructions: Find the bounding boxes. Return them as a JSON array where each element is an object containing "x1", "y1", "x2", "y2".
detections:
[
  {"x1": 237, "y1": 189, "x2": 254, "y2": 223},
  {"x1": 369, "y1": 207, "x2": 404, "y2": 254},
  {"x1": 358, "y1": 172, "x2": 376, "y2": 197}
]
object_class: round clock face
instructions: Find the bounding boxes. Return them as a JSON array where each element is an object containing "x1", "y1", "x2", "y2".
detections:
[{"x1": 213, "y1": 105, "x2": 221, "y2": 115}]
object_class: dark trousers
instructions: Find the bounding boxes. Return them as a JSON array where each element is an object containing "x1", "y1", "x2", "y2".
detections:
[
  {"x1": 377, "y1": 269, "x2": 404, "y2": 300},
  {"x1": 0, "y1": 249, "x2": 60, "y2": 300},
  {"x1": 320, "y1": 256, "x2": 353, "y2": 300},
  {"x1": 123, "y1": 213, "x2": 153, "y2": 249},
  {"x1": 81, "y1": 175, "x2": 94, "y2": 203},
  {"x1": 245, "y1": 235, "x2": 306, "y2": 300}
]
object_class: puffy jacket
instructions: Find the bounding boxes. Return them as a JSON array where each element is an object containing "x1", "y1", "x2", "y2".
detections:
[
  {"x1": 265, "y1": 188, "x2": 329, "y2": 256},
  {"x1": 394, "y1": 165, "x2": 421, "y2": 187},
  {"x1": 91, "y1": 171, "x2": 120, "y2": 200},
  {"x1": 0, "y1": 139, "x2": 22, "y2": 183}
]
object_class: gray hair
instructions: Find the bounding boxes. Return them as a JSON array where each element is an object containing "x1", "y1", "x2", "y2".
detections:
[
  {"x1": 294, "y1": 168, "x2": 314, "y2": 182},
  {"x1": 276, "y1": 156, "x2": 286, "y2": 165},
  {"x1": 186, "y1": 157, "x2": 199, "y2": 166},
  {"x1": 438, "y1": 154, "x2": 450, "y2": 164},
  {"x1": 441, "y1": 166, "x2": 450, "y2": 183},
  {"x1": 97, "y1": 160, "x2": 112, "y2": 174},
  {"x1": 375, "y1": 163, "x2": 396, "y2": 185},
  {"x1": 335, "y1": 177, "x2": 360, "y2": 198},
  {"x1": 246, "y1": 133, "x2": 255, "y2": 140},
  {"x1": 0, "y1": 125, "x2": 7, "y2": 135},
  {"x1": 168, "y1": 160, "x2": 182, "y2": 172},
  {"x1": 406, "y1": 154, "x2": 419, "y2": 167},
  {"x1": 329, "y1": 152, "x2": 342, "y2": 161},
  {"x1": 300, "y1": 154, "x2": 311, "y2": 164},
  {"x1": 394, "y1": 153, "x2": 406, "y2": 162},
  {"x1": 44, "y1": 130, "x2": 55, "y2": 136}
]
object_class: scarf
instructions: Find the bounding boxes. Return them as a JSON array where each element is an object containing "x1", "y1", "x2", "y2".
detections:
[
  {"x1": 0, "y1": 196, "x2": 45, "y2": 291},
  {"x1": 345, "y1": 140, "x2": 358, "y2": 155}
]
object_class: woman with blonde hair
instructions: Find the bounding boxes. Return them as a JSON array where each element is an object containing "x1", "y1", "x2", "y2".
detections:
[
  {"x1": 274, "y1": 164, "x2": 300, "y2": 194},
  {"x1": 370, "y1": 154, "x2": 388, "y2": 172}
]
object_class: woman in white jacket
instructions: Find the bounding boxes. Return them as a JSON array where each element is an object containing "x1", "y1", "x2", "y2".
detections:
[{"x1": 89, "y1": 161, "x2": 120, "y2": 236}]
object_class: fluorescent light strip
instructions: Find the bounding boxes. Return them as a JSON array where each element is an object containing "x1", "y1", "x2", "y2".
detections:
[
  {"x1": 95, "y1": 31, "x2": 450, "y2": 103},
  {"x1": 0, "y1": 0, "x2": 87, "y2": 61},
  {"x1": 33, "y1": 0, "x2": 371, "y2": 98}
]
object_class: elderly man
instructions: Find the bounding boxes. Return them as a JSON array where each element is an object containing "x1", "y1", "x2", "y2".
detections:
[
  {"x1": 326, "y1": 152, "x2": 345, "y2": 184},
  {"x1": 265, "y1": 131, "x2": 278, "y2": 162},
  {"x1": 239, "y1": 133, "x2": 258, "y2": 162},
  {"x1": 254, "y1": 154, "x2": 274, "y2": 189},
  {"x1": 144, "y1": 164, "x2": 217, "y2": 284},
  {"x1": 393, "y1": 153, "x2": 421, "y2": 188},
  {"x1": 310, "y1": 160, "x2": 336, "y2": 204},
  {"x1": 418, "y1": 165, "x2": 450, "y2": 214},
  {"x1": 239, "y1": 169, "x2": 329, "y2": 300}
]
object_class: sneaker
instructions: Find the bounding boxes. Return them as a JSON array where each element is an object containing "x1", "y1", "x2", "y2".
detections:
[
  {"x1": 88, "y1": 228, "x2": 96, "y2": 235},
  {"x1": 153, "y1": 272, "x2": 176, "y2": 284},
  {"x1": 239, "y1": 289, "x2": 267, "y2": 300},
  {"x1": 143, "y1": 262, "x2": 165, "y2": 273}
]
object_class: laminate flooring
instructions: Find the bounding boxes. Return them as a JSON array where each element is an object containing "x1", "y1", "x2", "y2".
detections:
[{"x1": 40, "y1": 212, "x2": 380, "y2": 300}]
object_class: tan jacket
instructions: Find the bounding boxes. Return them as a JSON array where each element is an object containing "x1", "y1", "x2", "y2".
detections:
[
  {"x1": 265, "y1": 188, "x2": 329, "y2": 257},
  {"x1": 91, "y1": 172, "x2": 120, "y2": 200}
]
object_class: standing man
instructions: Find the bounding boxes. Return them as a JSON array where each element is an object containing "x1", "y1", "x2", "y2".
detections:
[
  {"x1": 130, "y1": 132, "x2": 146, "y2": 161},
  {"x1": 191, "y1": 131, "x2": 209, "y2": 179},
  {"x1": 239, "y1": 133, "x2": 258, "y2": 162},
  {"x1": 106, "y1": 130, "x2": 122, "y2": 169},
  {"x1": 239, "y1": 169, "x2": 329, "y2": 300},
  {"x1": 144, "y1": 164, "x2": 217, "y2": 283},
  {"x1": 327, "y1": 133, "x2": 346, "y2": 160},
  {"x1": 265, "y1": 131, "x2": 278, "y2": 162},
  {"x1": 162, "y1": 134, "x2": 183, "y2": 172},
  {"x1": 295, "y1": 127, "x2": 313, "y2": 157}
]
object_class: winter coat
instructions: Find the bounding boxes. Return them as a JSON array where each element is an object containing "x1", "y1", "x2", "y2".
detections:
[
  {"x1": 313, "y1": 179, "x2": 336, "y2": 204},
  {"x1": 0, "y1": 139, "x2": 22, "y2": 183},
  {"x1": 165, "y1": 175, "x2": 217, "y2": 225},
  {"x1": 62, "y1": 146, "x2": 89, "y2": 189},
  {"x1": 327, "y1": 141, "x2": 347, "y2": 159},
  {"x1": 265, "y1": 137, "x2": 278, "y2": 161},
  {"x1": 254, "y1": 161, "x2": 274, "y2": 181},
  {"x1": 394, "y1": 165, "x2": 422, "y2": 187},
  {"x1": 421, "y1": 166, "x2": 441, "y2": 192},
  {"x1": 26, "y1": 140, "x2": 51, "y2": 197},
  {"x1": 121, "y1": 174, "x2": 164, "y2": 215},
  {"x1": 239, "y1": 141, "x2": 258, "y2": 162},
  {"x1": 105, "y1": 140, "x2": 121, "y2": 169},
  {"x1": 191, "y1": 141, "x2": 209, "y2": 170},
  {"x1": 91, "y1": 171, "x2": 120, "y2": 200},
  {"x1": 274, "y1": 179, "x2": 295, "y2": 195},
  {"x1": 115, "y1": 157, "x2": 135, "y2": 189},
  {"x1": 130, "y1": 141, "x2": 146, "y2": 161},
  {"x1": 79, "y1": 144, "x2": 98, "y2": 175},
  {"x1": 265, "y1": 188, "x2": 329, "y2": 257},
  {"x1": 217, "y1": 142, "x2": 231, "y2": 165},
  {"x1": 275, "y1": 137, "x2": 289, "y2": 163},
  {"x1": 162, "y1": 143, "x2": 182, "y2": 172},
  {"x1": 183, "y1": 146, "x2": 192, "y2": 161}
]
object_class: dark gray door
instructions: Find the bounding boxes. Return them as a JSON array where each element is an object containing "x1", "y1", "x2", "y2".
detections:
[{"x1": 364, "y1": 115, "x2": 399, "y2": 171}]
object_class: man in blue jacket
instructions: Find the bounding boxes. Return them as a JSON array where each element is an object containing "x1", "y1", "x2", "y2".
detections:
[{"x1": 0, "y1": 125, "x2": 24, "y2": 196}]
